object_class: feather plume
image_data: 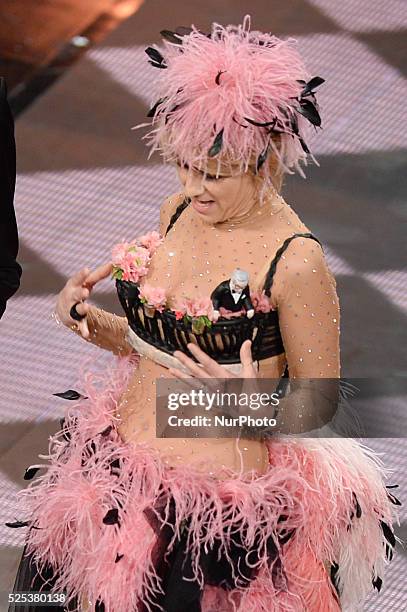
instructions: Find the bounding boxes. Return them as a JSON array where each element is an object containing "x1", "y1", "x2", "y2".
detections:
[
  {"x1": 135, "y1": 15, "x2": 324, "y2": 184},
  {"x1": 16, "y1": 352, "x2": 399, "y2": 611}
]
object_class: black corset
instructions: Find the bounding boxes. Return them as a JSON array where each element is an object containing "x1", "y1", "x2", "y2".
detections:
[
  {"x1": 117, "y1": 280, "x2": 284, "y2": 365},
  {"x1": 116, "y1": 198, "x2": 321, "y2": 365}
]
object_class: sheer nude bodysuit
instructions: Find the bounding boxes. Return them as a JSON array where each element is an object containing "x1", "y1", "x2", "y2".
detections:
[{"x1": 75, "y1": 190, "x2": 340, "y2": 480}]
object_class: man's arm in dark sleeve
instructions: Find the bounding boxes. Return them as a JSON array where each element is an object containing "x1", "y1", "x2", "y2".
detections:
[
  {"x1": 242, "y1": 286, "x2": 254, "y2": 311},
  {"x1": 0, "y1": 77, "x2": 22, "y2": 318},
  {"x1": 210, "y1": 281, "x2": 228, "y2": 311}
]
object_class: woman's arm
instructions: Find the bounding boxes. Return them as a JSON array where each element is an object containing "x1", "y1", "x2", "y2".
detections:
[
  {"x1": 270, "y1": 238, "x2": 341, "y2": 433},
  {"x1": 71, "y1": 304, "x2": 133, "y2": 357},
  {"x1": 272, "y1": 237, "x2": 340, "y2": 378},
  {"x1": 56, "y1": 265, "x2": 133, "y2": 357}
]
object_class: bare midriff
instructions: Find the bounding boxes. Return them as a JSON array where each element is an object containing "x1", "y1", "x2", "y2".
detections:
[{"x1": 116, "y1": 353, "x2": 283, "y2": 480}]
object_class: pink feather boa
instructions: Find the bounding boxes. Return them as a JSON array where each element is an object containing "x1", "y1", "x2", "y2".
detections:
[{"x1": 18, "y1": 355, "x2": 398, "y2": 611}]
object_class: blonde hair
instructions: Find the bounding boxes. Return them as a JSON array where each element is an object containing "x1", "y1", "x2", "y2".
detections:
[
  {"x1": 163, "y1": 131, "x2": 285, "y2": 197},
  {"x1": 249, "y1": 134, "x2": 285, "y2": 197},
  {"x1": 251, "y1": 153, "x2": 285, "y2": 194},
  {"x1": 249, "y1": 134, "x2": 285, "y2": 202}
]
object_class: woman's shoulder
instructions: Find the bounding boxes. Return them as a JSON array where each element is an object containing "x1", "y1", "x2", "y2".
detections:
[
  {"x1": 282, "y1": 234, "x2": 326, "y2": 271},
  {"x1": 275, "y1": 197, "x2": 311, "y2": 233},
  {"x1": 271, "y1": 233, "x2": 337, "y2": 303},
  {"x1": 268, "y1": 198, "x2": 324, "y2": 265}
]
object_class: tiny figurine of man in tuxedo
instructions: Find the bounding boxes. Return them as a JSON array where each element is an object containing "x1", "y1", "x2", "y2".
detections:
[{"x1": 211, "y1": 268, "x2": 255, "y2": 322}]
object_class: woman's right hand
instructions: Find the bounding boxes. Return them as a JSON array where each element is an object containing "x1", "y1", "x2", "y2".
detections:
[{"x1": 55, "y1": 263, "x2": 113, "y2": 339}]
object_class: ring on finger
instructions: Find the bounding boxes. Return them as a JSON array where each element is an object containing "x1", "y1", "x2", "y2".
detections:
[{"x1": 70, "y1": 302, "x2": 86, "y2": 321}]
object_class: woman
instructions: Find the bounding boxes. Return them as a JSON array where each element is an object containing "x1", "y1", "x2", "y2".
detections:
[{"x1": 10, "y1": 17, "x2": 398, "y2": 612}]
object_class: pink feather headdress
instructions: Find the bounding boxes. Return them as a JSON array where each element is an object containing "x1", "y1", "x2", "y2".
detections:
[{"x1": 136, "y1": 15, "x2": 325, "y2": 184}]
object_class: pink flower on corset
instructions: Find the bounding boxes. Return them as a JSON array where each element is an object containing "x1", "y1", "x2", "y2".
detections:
[
  {"x1": 111, "y1": 241, "x2": 132, "y2": 267},
  {"x1": 111, "y1": 243, "x2": 150, "y2": 283},
  {"x1": 183, "y1": 296, "x2": 214, "y2": 320},
  {"x1": 250, "y1": 290, "x2": 273, "y2": 313},
  {"x1": 172, "y1": 300, "x2": 187, "y2": 320},
  {"x1": 138, "y1": 231, "x2": 163, "y2": 254},
  {"x1": 139, "y1": 284, "x2": 167, "y2": 311}
]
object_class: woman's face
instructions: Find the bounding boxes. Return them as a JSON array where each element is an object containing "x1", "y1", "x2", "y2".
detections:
[{"x1": 176, "y1": 161, "x2": 258, "y2": 225}]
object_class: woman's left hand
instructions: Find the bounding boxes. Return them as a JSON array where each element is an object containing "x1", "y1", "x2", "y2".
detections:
[
  {"x1": 168, "y1": 341, "x2": 260, "y2": 423},
  {"x1": 169, "y1": 339, "x2": 257, "y2": 380}
]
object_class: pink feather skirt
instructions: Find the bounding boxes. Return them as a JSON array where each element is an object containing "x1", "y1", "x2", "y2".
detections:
[{"x1": 14, "y1": 355, "x2": 399, "y2": 612}]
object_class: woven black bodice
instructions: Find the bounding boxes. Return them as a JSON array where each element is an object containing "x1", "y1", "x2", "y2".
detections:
[
  {"x1": 117, "y1": 280, "x2": 285, "y2": 365},
  {"x1": 116, "y1": 199, "x2": 321, "y2": 365}
]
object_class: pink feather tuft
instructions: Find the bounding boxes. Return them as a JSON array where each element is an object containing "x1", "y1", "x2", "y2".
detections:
[
  {"x1": 17, "y1": 353, "x2": 399, "y2": 611},
  {"x1": 136, "y1": 15, "x2": 323, "y2": 184}
]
